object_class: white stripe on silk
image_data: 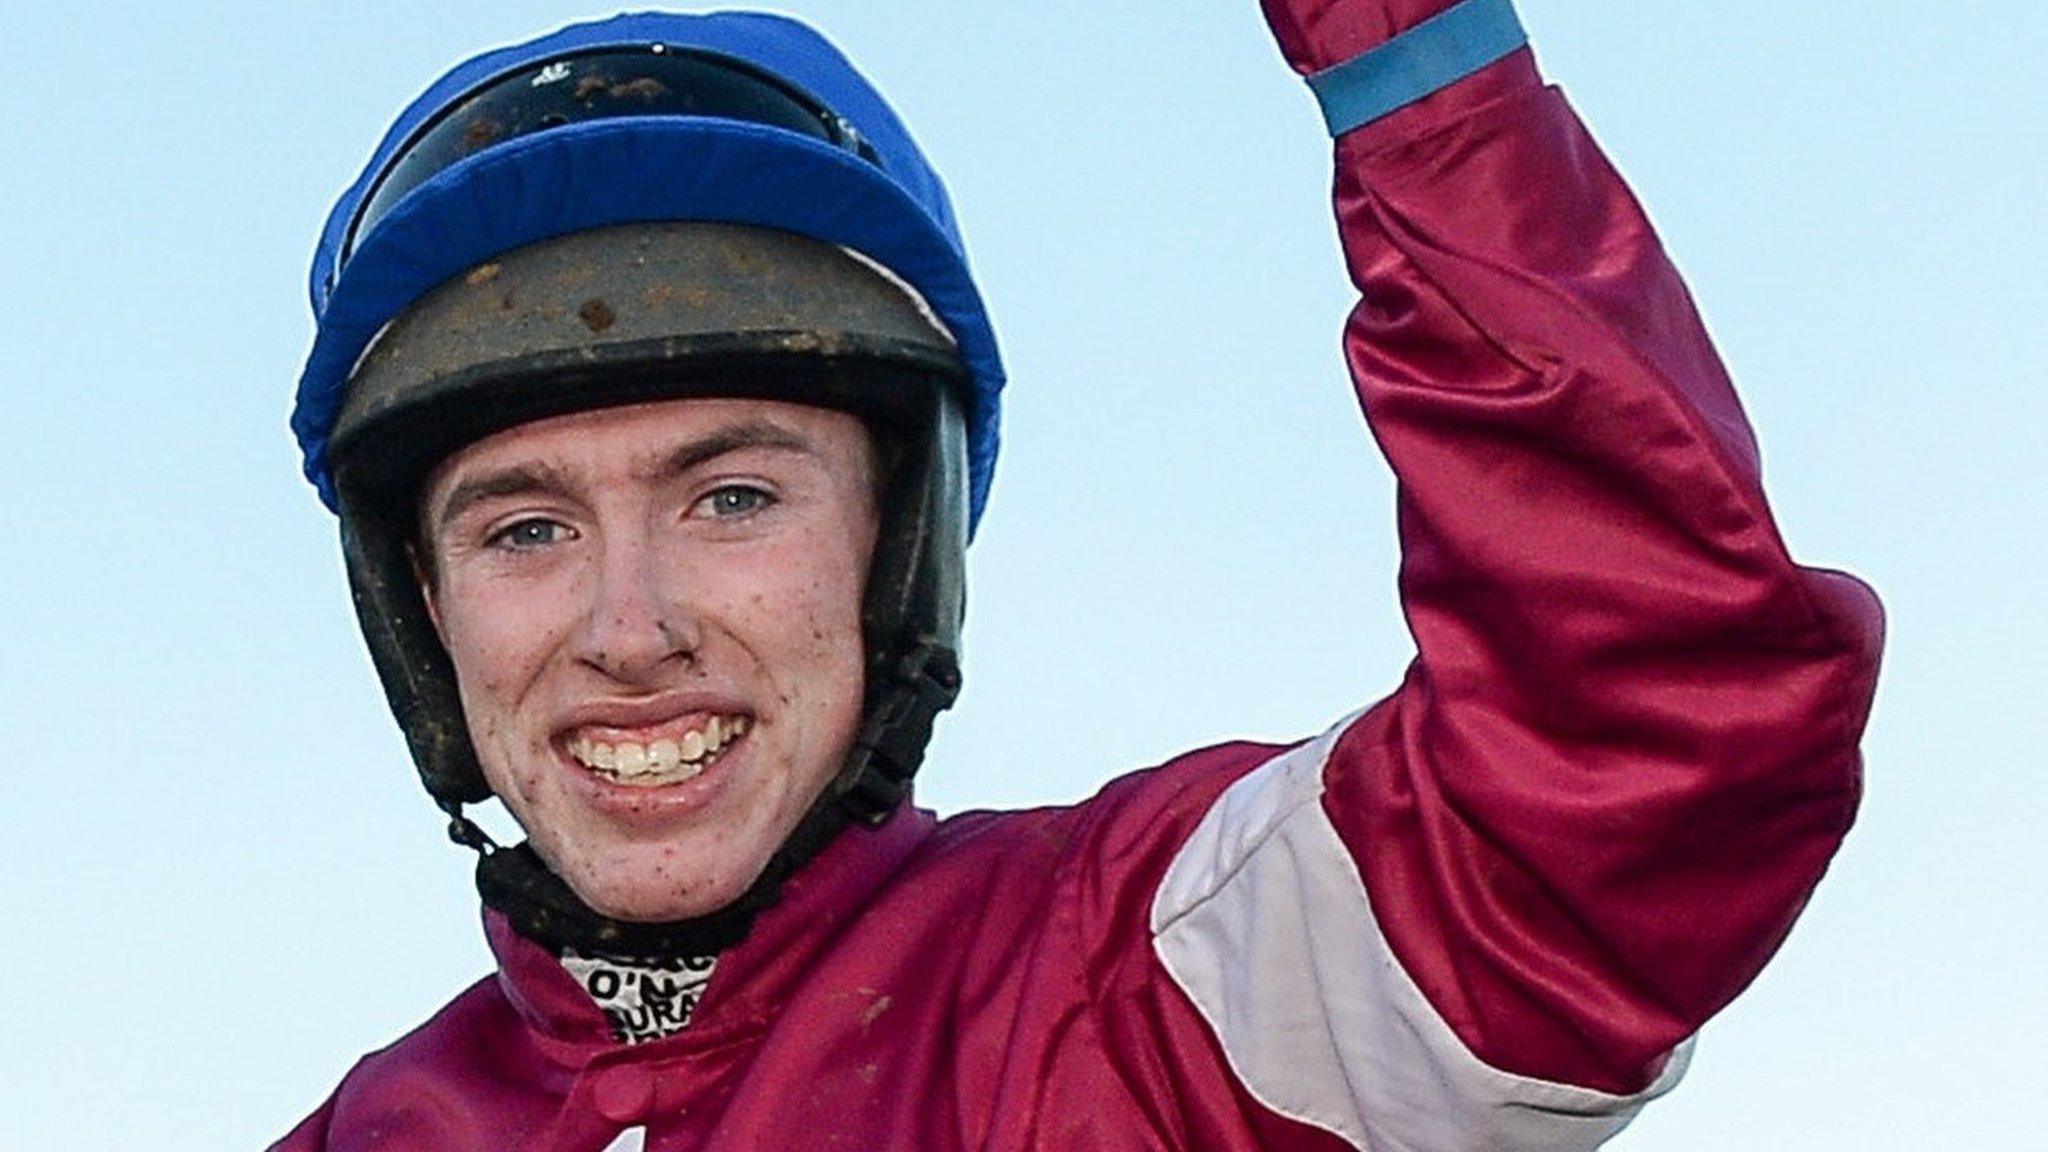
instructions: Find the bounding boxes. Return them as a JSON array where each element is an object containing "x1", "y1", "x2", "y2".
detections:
[
  {"x1": 601, "y1": 1125, "x2": 646, "y2": 1152},
  {"x1": 1150, "y1": 713, "x2": 1692, "y2": 1151}
]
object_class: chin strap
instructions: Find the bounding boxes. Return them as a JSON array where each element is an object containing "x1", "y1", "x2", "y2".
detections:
[
  {"x1": 837, "y1": 637, "x2": 963, "y2": 824},
  {"x1": 448, "y1": 638, "x2": 962, "y2": 961},
  {"x1": 475, "y1": 841, "x2": 773, "y2": 956}
]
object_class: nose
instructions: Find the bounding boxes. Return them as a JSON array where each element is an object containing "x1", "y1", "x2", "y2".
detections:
[{"x1": 573, "y1": 530, "x2": 699, "y2": 683}]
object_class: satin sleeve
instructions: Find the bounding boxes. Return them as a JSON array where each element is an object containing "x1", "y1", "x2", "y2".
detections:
[{"x1": 1250, "y1": 0, "x2": 1883, "y2": 1097}]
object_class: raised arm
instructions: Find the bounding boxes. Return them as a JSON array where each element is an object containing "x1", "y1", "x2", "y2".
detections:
[
  {"x1": 1142, "y1": 1, "x2": 1884, "y2": 1144},
  {"x1": 1287, "y1": 0, "x2": 1882, "y2": 1087}
]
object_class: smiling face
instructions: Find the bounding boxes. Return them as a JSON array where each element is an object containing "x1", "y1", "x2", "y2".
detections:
[{"x1": 416, "y1": 397, "x2": 879, "y2": 923}]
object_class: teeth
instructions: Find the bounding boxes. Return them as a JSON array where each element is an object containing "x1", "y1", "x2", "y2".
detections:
[{"x1": 565, "y1": 714, "x2": 751, "y2": 785}]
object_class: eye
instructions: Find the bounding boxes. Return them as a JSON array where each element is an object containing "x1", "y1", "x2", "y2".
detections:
[
  {"x1": 693, "y1": 484, "x2": 776, "y2": 520},
  {"x1": 487, "y1": 517, "x2": 574, "y2": 550}
]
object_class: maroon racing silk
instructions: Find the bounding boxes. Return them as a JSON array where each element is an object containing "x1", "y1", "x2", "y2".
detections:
[{"x1": 274, "y1": 4, "x2": 1882, "y2": 1148}]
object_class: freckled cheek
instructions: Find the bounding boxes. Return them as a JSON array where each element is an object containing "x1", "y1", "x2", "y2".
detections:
[
  {"x1": 441, "y1": 568, "x2": 585, "y2": 675},
  {"x1": 459, "y1": 703, "x2": 542, "y2": 810},
  {"x1": 771, "y1": 578, "x2": 864, "y2": 667},
  {"x1": 444, "y1": 561, "x2": 581, "y2": 680},
  {"x1": 438, "y1": 593, "x2": 573, "y2": 807},
  {"x1": 711, "y1": 553, "x2": 858, "y2": 631}
]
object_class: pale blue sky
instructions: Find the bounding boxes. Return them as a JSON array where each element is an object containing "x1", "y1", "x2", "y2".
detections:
[{"x1": 1, "y1": 2, "x2": 2041, "y2": 1148}]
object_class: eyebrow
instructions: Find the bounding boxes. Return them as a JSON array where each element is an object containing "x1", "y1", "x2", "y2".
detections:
[
  {"x1": 427, "y1": 417, "x2": 820, "y2": 533},
  {"x1": 652, "y1": 418, "x2": 816, "y2": 482},
  {"x1": 430, "y1": 461, "x2": 573, "y2": 534}
]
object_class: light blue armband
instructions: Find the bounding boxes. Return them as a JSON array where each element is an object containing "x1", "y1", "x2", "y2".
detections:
[{"x1": 1305, "y1": 0, "x2": 1528, "y2": 136}]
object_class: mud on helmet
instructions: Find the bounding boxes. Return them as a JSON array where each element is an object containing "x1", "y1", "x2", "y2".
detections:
[{"x1": 294, "y1": 14, "x2": 1005, "y2": 956}]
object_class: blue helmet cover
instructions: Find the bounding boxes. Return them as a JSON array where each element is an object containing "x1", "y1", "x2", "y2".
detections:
[{"x1": 296, "y1": 11, "x2": 1003, "y2": 528}]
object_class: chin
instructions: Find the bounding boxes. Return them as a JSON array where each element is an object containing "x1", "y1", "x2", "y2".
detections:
[{"x1": 557, "y1": 844, "x2": 768, "y2": 926}]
